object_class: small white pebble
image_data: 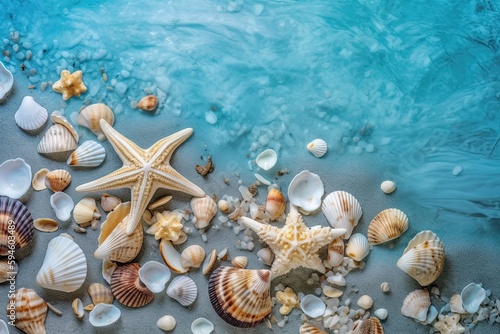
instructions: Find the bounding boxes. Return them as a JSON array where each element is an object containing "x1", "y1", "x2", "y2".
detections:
[
  {"x1": 374, "y1": 308, "x2": 388, "y2": 320},
  {"x1": 357, "y1": 295, "x2": 373, "y2": 310},
  {"x1": 201, "y1": 233, "x2": 208, "y2": 242},
  {"x1": 452, "y1": 165, "x2": 463, "y2": 176},
  {"x1": 380, "y1": 180, "x2": 396, "y2": 194}
]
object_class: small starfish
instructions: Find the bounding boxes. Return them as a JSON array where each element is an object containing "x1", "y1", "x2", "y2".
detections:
[
  {"x1": 434, "y1": 314, "x2": 465, "y2": 334},
  {"x1": 241, "y1": 206, "x2": 346, "y2": 279},
  {"x1": 52, "y1": 70, "x2": 87, "y2": 100},
  {"x1": 76, "y1": 119, "x2": 205, "y2": 235}
]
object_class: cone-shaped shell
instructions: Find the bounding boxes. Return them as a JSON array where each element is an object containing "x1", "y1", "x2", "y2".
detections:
[
  {"x1": 400, "y1": 289, "x2": 430, "y2": 322},
  {"x1": 7, "y1": 288, "x2": 47, "y2": 334},
  {"x1": 88, "y1": 283, "x2": 114, "y2": 305},
  {"x1": 78, "y1": 103, "x2": 114, "y2": 141},
  {"x1": 300, "y1": 323, "x2": 328, "y2": 334},
  {"x1": 15, "y1": 96, "x2": 48, "y2": 131},
  {"x1": 166, "y1": 276, "x2": 198, "y2": 306},
  {"x1": 111, "y1": 263, "x2": 154, "y2": 308},
  {"x1": 322, "y1": 191, "x2": 362, "y2": 239},
  {"x1": 44, "y1": 169, "x2": 72, "y2": 192},
  {"x1": 306, "y1": 138, "x2": 328, "y2": 158},
  {"x1": 0, "y1": 158, "x2": 32, "y2": 199},
  {"x1": 0, "y1": 196, "x2": 34, "y2": 256},
  {"x1": 36, "y1": 234, "x2": 87, "y2": 292},
  {"x1": 326, "y1": 237, "x2": 344, "y2": 267},
  {"x1": 67, "y1": 140, "x2": 106, "y2": 167},
  {"x1": 368, "y1": 208, "x2": 408, "y2": 245},
  {"x1": 345, "y1": 233, "x2": 370, "y2": 261},
  {"x1": 265, "y1": 188, "x2": 286, "y2": 220},
  {"x1": 73, "y1": 197, "x2": 101, "y2": 226},
  {"x1": 95, "y1": 202, "x2": 143, "y2": 263},
  {"x1": 190, "y1": 195, "x2": 217, "y2": 229},
  {"x1": 352, "y1": 317, "x2": 384, "y2": 334},
  {"x1": 208, "y1": 266, "x2": 272, "y2": 328},
  {"x1": 137, "y1": 95, "x2": 158, "y2": 111},
  {"x1": 180, "y1": 244, "x2": 206, "y2": 269},
  {"x1": 37, "y1": 124, "x2": 78, "y2": 155}
]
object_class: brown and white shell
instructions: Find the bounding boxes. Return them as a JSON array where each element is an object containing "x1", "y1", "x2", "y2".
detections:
[
  {"x1": 367, "y1": 208, "x2": 409, "y2": 245},
  {"x1": 265, "y1": 188, "x2": 286, "y2": 220},
  {"x1": 166, "y1": 276, "x2": 198, "y2": 306},
  {"x1": 110, "y1": 263, "x2": 154, "y2": 308},
  {"x1": 137, "y1": 95, "x2": 158, "y2": 111},
  {"x1": 299, "y1": 323, "x2": 328, "y2": 334},
  {"x1": 190, "y1": 195, "x2": 217, "y2": 230},
  {"x1": 1, "y1": 258, "x2": 17, "y2": 283},
  {"x1": 44, "y1": 169, "x2": 72, "y2": 192},
  {"x1": 325, "y1": 237, "x2": 344, "y2": 268},
  {"x1": 352, "y1": 317, "x2": 384, "y2": 334},
  {"x1": 400, "y1": 289, "x2": 430, "y2": 322},
  {"x1": 88, "y1": 282, "x2": 114, "y2": 305},
  {"x1": 0, "y1": 196, "x2": 34, "y2": 256},
  {"x1": 78, "y1": 103, "x2": 114, "y2": 141},
  {"x1": 321, "y1": 191, "x2": 362, "y2": 239},
  {"x1": 8, "y1": 288, "x2": 48, "y2": 334},
  {"x1": 33, "y1": 218, "x2": 59, "y2": 232},
  {"x1": 180, "y1": 244, "x2": 205, "y2": 269},
  {"x1": 345, "y1": 233, "x2": 370, "y2": 262},
  {"x1": 231, "y1": 256, "x2": 248, "y2": 269},
  {"x1": 208, "y1": 266, "x2": 272, "y2": 328}
]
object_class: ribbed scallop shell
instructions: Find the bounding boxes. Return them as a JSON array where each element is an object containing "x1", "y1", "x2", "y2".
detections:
[
  {"x1": 166, "y1": 276, "x2": 198, "y2": 306},
  {"x1": 0, "y1": 196, "x2": 34, "y2": 256},
  {"x1": 15, "y1": 96, "x2": 48, "y2": 131},
  {"x1": 110, "y1": 263, "x2": 154, "y2": 308},
  {"x1": 322, "y1": 191, "x2": 362, "y2": 239},
  {"x1": 265, "y1": 188, "x2": 286, "y2": 220},
  {"x1": 8, "y1": 288, "x2": 48, "y2": 334},
  {"x1": 208, "y1": 266, "x2": 272, "y2": 328},
  {"x1": 180, "y1": 244, "x2": 205, "y2": 269},
  {"x1": 190, "y1": 195, "x2": 217, "y2": 229},
  {"x1": 326, "y1": 237, "x2": 344, "y2": 267},
  {"x1": 88, "y1": 282, "x2": 114, "y2": 305},
  {"x1": 400, "y1": 289, "x2": 430, "y2": 322},
  {"x1": 50, "y1": 110, "x2": 79, "y2": 142},
  {"x1": 300, "y1": 323, "x2": 328, "y2": 334},
  {"x1": 44, "y1": 169, "x2": 72, "y2": 192},
  {"x1": 94, "y1": 202, "x2": 143, "y2": 263},
  {"x1": 367, "y1": 208, "x2": 409, "y2": 245},
  {"x1": 78, "y1": 103, "x2": 114, "y2": 141},
  {"x1": 67, "y1": 140, "x2": 106, "y2": 167},
  {"x1": 0, "y1": 257, "x2": 17, "y2": 283},
  {"x1": 307, "y1": 138, "x2": 328, "y2": 158},
  {"x1": 352, "y1": 317, "x2": 384, "y2": 334},
  {"x1": 36, "y1": 234, "x2": 87, "y2": 292},
  {"x1": 403, "y1": 230, "x2": 440, "y2": 255},
  {"x1": 231, "y1": 256, "x2": 248, "y2": 269},
  {"x1": 37, "y1": 124, "x2": 78, "y2": 155},
  {"x1": 449, "y1": 294, "x2": 467, "y2": 314},
  {"x1": 345, "y1": 233, "x2": 370, "y2": 261},
  {"x1": 73, "y1": 197, "x2": 101, "y2": 226}
]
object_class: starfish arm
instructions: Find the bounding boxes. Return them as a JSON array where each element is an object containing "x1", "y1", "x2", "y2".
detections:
[
  {"x1": 75, "y1": 167, "x2": 139, "y2": 192},
  {"x1": 148, "y1": 128, "x2": 194, "y2": 166},
  {"x1": 301, "y1": 255, "x2": 326, "y2": 273},
  {"x1": 99, "y1": 119, "x2": 146, "y2": 165},
  {"x1": 154, "y1": 165, "x2": 205, "y2": 197},
  {"x1": 125, "y1": 175, "x2": 157, "y2": 234}
]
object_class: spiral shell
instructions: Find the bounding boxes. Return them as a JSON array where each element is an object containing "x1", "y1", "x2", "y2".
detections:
[
  {"x1": 322, "y1": 191, "x2": 362, "y2": 239},
  {"x1": 190, "y1": 195, "x2": 217, "y2": 230},
  {"x1": 8, "y1": 288, "x2": 48, "y2": 334},
  {"x1": 111, "y1": 263, "x2": 154, "y2": 308},
  {"x1": 0, "y1": 196, "x2": 34, "y2": 256},
  {"x1": 78, "y1": 103, "x2": 114, "y2": 141}
]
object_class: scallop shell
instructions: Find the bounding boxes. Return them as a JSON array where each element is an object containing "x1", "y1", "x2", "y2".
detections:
[
  {"x1": 8, "y1": 288, "x2": 47, "y2": 334},
  {"x1": 138, "y1": 260, "x2": 171, "y2": 293},
  {"x1": 265, "y1": 188, "x2": 286, "y2": 220},
  {"x1": 137, "y1": 95, "x2": 158, "y2": 111},
  {"x1": 33, "y1": 218, "x2": 59, "y2": 232},
  {"x1": 191, "y1": 318, "x2": 214, "y2": 334},
  {"x1": 402, "y1": 230, "x2": 440, "y2": 255},
  {"x1": 78, "y1": 103, "x2": 114, "y2": 141},
  {"x1": 88, "y1": 282, "x2": 114, "y2": 305},
  {"x1": 0, "y1": 196, "x2": 34, "y2": 256},
  {"x1": 110, "y1": 263, "x2": 154, "y2": 308},
  {"x1": 300, "y1": 323, "x2": 328, "y2": 334},
  {"x1": 94, "y1": 202, "x2": 143, "y2": 263},
  {"x1": 0, "y1": 257, "x2": 17, "y2": 283},
  {"x1": 36, "y1": 234, "x2": 87, "y2": 292},
  {"x1": 326, "y1": 237, "x2": 344, "y2": 267},
  {"x1": 449, "y1": 294, "x2": 467, "y2": 314},
  {"x1": 380, "y1": 180, "x2": 396, "y2": 194},
  {"x1": 461, "y1": 283, "x2": 486, "y2": 314},
  {"x1": 255, "y1": 149, "x2": 277, "y2": 170},
  {"x1": 44, "y1": 169, "x2": 72, "y2": 192},
  {"x1": 89, "y1": 303, "x2": 121, "y2": 327},
  {"x1": 157, "y1": 315, "x2": 176, "y2": 331},
  {"x1": 15, "y1": 96, "x2": 48, "y2": 131},
  {"x1": 367, "y1": 208, "x2": 409, "y2": 245},
  {"x1": 307, "y1": 138, "x2": 328, "y2": 158},
  {"x1": 100, "y1": 193, "x2": 122, "y2": 212},
  {"x1": 67, "y1": 140, "x2": 106, "y2": 167},
  {"x1": 37, "y1": 124, "x2": 78, "y2": 155},
  {"x1": 231, "y1": 256, "x2": 248, "y2": 269},
  {"x1": 166, "y1": 275, "x2": 198, "y2": 306},
  {"x1": 0, "y1": 61, "x2": 14, "y2": 101},
  {"x1": 73, "y1": 197, "x2": 101, "y2": 226},
  {"x1": 321, "y1": 191, "x2": 362, "y2": 239},
  {"x1": 345, "y1": 233, "x2": 370, "y2": 261},
  {"x1": 50, "y1": 192, "x2": 74, "y2": 221},
  {"x1": 32, "y1": 168, "x2": 49, "y2": 191},
  {"x1": 288, "y1": 170, "x2": 324, "y2": 214},
  {"x1": 400, "y1": 289, "x2": 430, "y2": 322},
  {"x1": 180, "y1": 244, "x2": 206, "y2": 269},
  {"x1": 190, "y1": 195, "x2": 217, "y2": 230},
  {"x1": 72, "y1": 298, "x2": 84, "y2": 319},
  {"x1": 208, "y1": 266, "x2": 272, "y2": 328},
  {"x1": 0, "y1": 158, "x2": 32, "y2": 199},
  {"x1": 352, "y1": 317, "x2": 384, "y2": 334}
]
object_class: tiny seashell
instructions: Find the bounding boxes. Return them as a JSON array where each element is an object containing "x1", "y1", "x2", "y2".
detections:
[
  {"x1": 34, "y1": 218, "x2": 58, "y2": 232},
  {"x1": 84, "y1": 304, "x2": 95, "y2": 311},
  {"x1": 326, "y1": 237, "x2": 344, "y2": 267},
  {"x1": 102, "y1": 259, "x2": 117, "y2": 284},
  {"x1": 257, "y1": 247, "x2": 274, "y2": 266},
  {"x1": 231, "y1": 256, "x2": 248, "y2": 269},
  {"x1": 89, "y1": 303, "x2": 121, "y2": 327},
  {"x1": 37, "y1": 124, "x2": 78, "y2": 156},
  {"x1": 190, "y1": 195, "x2": 217, "y2": 229},
  {"x1": 400, "y1": 289, "x2": 430, "y2": 322},
  {"x1": 300, "y1": 323, "x2": 328, "y2": 334},
  {"x1": 180, "y1": 244, "x2": 206, "y2": 269},
  {"x1": 322, "y1": 191, "x2": 362, "y2": 239},
  {"x1": 255, "y1": 149, "x2": 277, "y2": 170},
  {"x1": 67, "y1": 140, "x2": 105, "y2": 167},
  {"x1": 73, "y1": 197, "x2": 101, "y2": 226},
  {"x1": 306, "y1": 138, "x2": 328, "y2": 158},
  {"x1": 357, "y1": 295, "x2": 374, "y2": 310},
  {"x1": 265, "y1": 188, "x2": 286, "y2": 220},
  {"x1": 88, "y1": 282, "x2": 114, "y2": 305},
  {"x1": 72, "y1": 298, "x2": 84, "y2": 319},
  {"x1": 111, "y1": 263, "x2": 154, "y2": 308},
  {"x1": 15, "y1": 96, "x2": 48, "y2": 132},
  {"x1": 0, "y1": 196, "x2": 34, "y2": 256},
  {"x1": 36, "y1": 234, "x2": 87, "y2": 292},
  {"x1": 380, "y1": 282, "x2": 390, "y2": 293},
  {"x1": 0, "y1": 257, "x2": 17, "y2": 283},
  {"x1": 78, "y1": 103, "x2": 114, "y2": 141},
  {"x1": 449, "y1": 294, "x2": 467, "y2": 314},
  {"x1": 202, "y1": 248, "x2": 217, "y2": 275},
  {"x1": 254, "y1": 173, "x2": 271, "y2": 185},
  {"x1": 352, "y1": 317, "x2": 384, "y2": 334},
  {"x1": 8, "y1": 288, "x2": 48, "y2": 334},
  {"x1": 138, "y1": 260, "x2": 171, "y2": 293},
  {"x1": 191, "y1": 318, "x2": 214, "y2": 334},
  {"x1": 327, "y1": 272, "x2": 346, "y2": 286},
  {"x1": 166, "y1": 275, "x2": 198, "y2": 306},
  {"x1": 32, "y1": 168, "x2": 49, "y2": 191},
  {"x1": 380, "y1": 180, "x2": 396, "y2": 194},
  {"x1": 345, "y1": 233, "x2": 370, "y2": 261},
  {"x1": 0, "y1": 158, "x2": 32, "y2": 199},
  {"x1": 157, "y1": 315, "x2": 176, "y2": 331},
  {"x1": 100, "y1": 193, "x2": 122, "y2": 212},
  {"x1": 50, "y1": 110, "x2": 79, "y2": 142},
  {"x1": 50, "y1": 191, "x2": 74, "y2": 221},
  {"x1": 0, "y1": 61, "x2": 14, "y2": 101},
  {"x1": 44, "y1": 169, "x2": 72, "y2": 192},
  {"x1": 461, "y1": 283, "x2": 486, "y2": 314},
  {"x1": 160, "y1": 239, "x2": 189, "y2": 274},
  {"x1": 137, "y1": 95, "x2": 158, "y2": 111},
  {"x1": 374, "y1": 308, "x2": 388, "y2": 320},
  {"x1": 367, "y1": 208, "x2": 409, "y2": 245},
  {"x1": 288, "y1": 170, "x2": 324, "y2": 214},
  {"x1": 300, "y1": 294, "x2": 326, "y2": 318}
]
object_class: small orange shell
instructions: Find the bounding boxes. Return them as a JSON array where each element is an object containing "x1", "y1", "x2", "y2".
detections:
[
  {"x1": 44, "y1": 169, "x2": 72, "y2": 192},
  {"x1": 137, "y1": 95, "x2": 158, "y2": 111},
  {"x1": 265, "y1": 188, "x2": 286, "y2": 220},
  {"x1": 352, "y1": 317, "x2": 384, "y2": 334}
]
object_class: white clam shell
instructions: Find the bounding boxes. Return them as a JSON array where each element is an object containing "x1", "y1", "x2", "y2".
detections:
[
  {"x1": 36, "y1": 234, "x2": 87, "y2": 292},
  {"x1": 73, "y1": 197, "x2": 101, "y2": 226},
  {"x1": 255, "y1": 149, "x2": 277, "y2": 170},
  {"x1": 157, "y1": 315, "x2": 176, "y2": 331},
  {"x1": 380, "y1": 180, "x2": 397, "y2": 194},
  {"x1": 180, "y1": 244, "x2": 206, "y2": 269},
  {"x1": 300, "y1": 294, "x2": 326, "y2": 318},
  {"x1": 257, "y1": 247, "x2": 274, "y2": 266},
  {"x1": 166, "y1": 275, "x2": 197, "y2": 306},
  {"x1": 326, "y1": 237, "x2": 344, "y2": 268},
  {"x1": 190, "y1": 195, "x2": 217, "y2": 230},
  {"x1": 67, "y1": 140, "x2": 106, "y2": 167},
  {"x1": 0, "y1": 61, "x2": 14, "y2": 101},
  {"x1": 50, "y1": 192, "x2": 74, "y2": 221},
  {"x1": 322, "y1": 191, "x2": 362, "y2": 239},
  {"x1": 191, "y1": 317, "x2": 214, "y2": 334},
  {"x1": 138, "y1": 260, "x2": 171, "y2": 293},
  {"x1": 345, "y1": 233, "x2": 370, "y2": 261},
  {"x1": 288, "y1": 170, "x2": 324, "y2": 214},
  {"x1": 461, "y1": 283, "x2": 486, "y2": 314},
  {"x1": 400, "y1": 289, "x2": 430, "y2": 322},
  {"x1": 15, "y1": 96, "x2": 48, "y2": 132},
  {"x1": 307, "y1": 138, "x2": 328, "y2": 158},
  {"x1": 37, "y1": 124, "x2": 78, "y2": 155},
  {"x1": 89, "y1": 303, "x2": 121, "y2": 327},
  {"x1": 78, "y1": 103, "x2": 114, "y2": 141},
  {"x1": 0, "y1": 158, "x2": 32, "y2": 199},
  {"x1": 50, "y1": 110, "x2": 79, "y2": 142}
]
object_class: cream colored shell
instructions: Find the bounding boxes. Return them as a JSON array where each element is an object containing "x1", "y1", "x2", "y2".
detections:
[
  {"x1": 33, "y1": 218, "x2": 59, "y2": 232},
  {"x1": 180, "y1": 244, "x2": 205, "y2": 269},
  {"x1": 67, "y1": 140, "x2": 106, "y2": 167},
  {"x1": 345, "y1": 233, "x2": 370, "y2": 261},
  {"x1": 88, "y1": 282, "x2": 114, "y2": 305},
  {"x1": 306, "y1": 138, "x2": 328, "y2": 158},
  {"x1": 322, "y1": 191, "x2": 362, "y2": 239},
  {"x1": 300, "y1": 323, "x2": 328, "y2": 334},
  {"x1": 73, "y1": 197, "x2": 101, "y2": 226},
  {"x1": 326, "y1": 237, "x2": 344, "y2": 267},
  {"x1": 400, "y1": 289, "x2": 430, "y2": 322},
  {"x1": 190, "y1": 195, "x2": 217, "y2": 229},
  {"x1": 367, "y1": 208, "x2": 409, "y2": 245},
  {"x1": 231, "y1": 256, "x2": 248, "y2": 269},
  {"x1": 15, "y1": 96, "x2": 48, "y2": 131},
  {"x1": 32, "y1": 168, "x2": 49, "y2": 191},
  {"x1": 78, "y1": 103, "x2": 114, "y2": 141},
  {"x1": 37, "y1": 124, "x2": 78, "y2": 155}
]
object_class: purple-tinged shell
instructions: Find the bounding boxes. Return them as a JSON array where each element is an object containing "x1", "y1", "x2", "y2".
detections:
[{"x1": 0, "y1": 196, "x2": 34, "y2": 256}]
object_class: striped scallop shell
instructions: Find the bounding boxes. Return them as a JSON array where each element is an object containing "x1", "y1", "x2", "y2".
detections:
[
  {"x1": 322, "y1": 191, "x2": 362, "y2": 239},
  {"x1": 44, "y1": 169, "x2": 72, "y2": 192},
  {"x1": 367, "y1": 208, "x2": 409, "y2": 245},
  {"x1": 307, "y1": 138, "x2": 328, "y2": 158},
  {"x1": 110, "y1": 263, "x2": 154, "y2": 308},
  {"x1": 345, "y1": 233, "x2": 370, "y2": 262},
  {"x1": 190, "y1": 195, "x2": 217, "y2": 229},
  {"x1": 9, "y1": 288, "x2": 48, "y2": 334},
  {"x1": 166, "y1": 276, "x2": 198, "y2": 306},
  {"x1": 352, "y1": 317, "x2": 384, "y2": 334},
  {"x1": 231, "y1": 256, "x2": 248, "y2": 269},
  {"x1": 78, "y1": 103, "x2": 114, "y2": 141},
  {"x1": 15, "y1": 96, "x2": 48, "y2": 131},
  {"x1": 0, "y1": 196, "x2": 34, "y2": 256},
  {"x1": 36, "y1": 234, "x2": 87, "y2": 292},
  {"x1": 37, "y1": 124, "x2": 78, "y2": 155},
  {"x1": 67, "y1": 140, "x2": 106, "y2": 167},
  {"x1": 401, "y1": 289, "x2": 430, "y2": 322},
  {"x1": 326, "y1": 237, "x2": 344, "y2": 267},
  {"x1": 88, "y1": 282, "x2": 114, "y2": 305},
  {"x1": 402, "y1": 230, "x2": 440, "y2": 255},
  {"x1": 208, "y1": 266, "x2": 272, "y2": 328},
  {"x1": 300, "y1": 323, "x2": 328, "y2": 334}
]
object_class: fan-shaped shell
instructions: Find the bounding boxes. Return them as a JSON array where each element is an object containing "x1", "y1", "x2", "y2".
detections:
[
  {"x1": 0, "y1": 258, "x2": 17, "y2": 283},
  {"x1": 0, "y1": 61, "x2": 14, "y2": 101},
  {"x1": 73, "y1": 197, "x2": 101, "y2": 226},
  {"x1": 37, "y1": 124, "x2": 78, "y2": 155},
  {"x1": 50, "y1": 192, "x2": 74, "y2": 221},
  {"x1": 231, "y1": 256, "x2": 248, "y2": 269},
  {"x1": 208, "y1": 266, "x2": 272, "y2": 328},
  {"x1": 137, "y1": 95, "x2": 158, "y2": 111},
  {"x1": 190, "y1": 195, "x2": 217, "y2": 230},
  {"x1": 166, "y1": 275, "x2": 198, "y2": 306},
  {"x1": 44, "y1": 169, "x2": 72, "y2": 192},
  {"x1": 32, "y1": 168, "x2": 49, "y2": 191},
  {"x1": 36, "y1": 234, "x2": 87, "y2": 292},
  {"x1": 50, "y1": 110, "x2": 79, "y2": 142},
  {"x1": 326, "y1": 237, "x2": 344, "y2": 267},
  {"x1": 94, "y1": 202, "x2": 143, "y2": 263},
  {"x1": 352, "y1": 317, "x2": 384, "y2": 334},
  {"x1": 265, "y1": 188, "x2": 286, "y2": 220},
  {"x1": 322, "y1": 191, "x2": 362, "y2": 239},
  {"x1": 288, "y1": 170, "x2": 324, "y2": 214},
  {"x1": 461, "y1": 283, "x2": 486, "y2": 314},
  {"x1": 15, "y1": 96, "x2": 48, "y2": 132},
  {"x1": 400, "y1": 289, "x2": 430, "y2": 322},
  {"x1": 88, "y1": 282, "x2": 114, "y2": 305},
  {"x1": 307, "y1": 138, "x2": 328, "y2": 158},
  {"x1": 449, "y1": 294, "x2": 467, "y2": 314},
  {"x1": 0, "y1": 196, "x2": 34, "y2": 256},
  {"x1": 367, "y1": 208, "x2": 408, "y2": 245},
  {"x1": 8, "y1": 288, "x2": 47, "y2": 334},
  {"x1": 138, "y1": 260, "x2": 171, "y2": 293},
  {"x1": 89, "y1": 303, "x2": 121, "y2": 327},
  {"x1": 345, "y1": 233, "x2": 370, "y2": 261},
  {"x1": 0, "y1": 158, "x2": 32, "y2": 199},
  {"x1": 180, "y1": 244, "x2": 206, "y2": 269},
  {"x1": 78, "y1": 103, "x2": 114, "y2": 141},
  {"x1": 403, "y1": 230, "x2": 440, "y2": 255},
  {"x1": 67, "y1": 140, "x2": 106, "y2": 167},
  {"x1": 300, "y1": 323, "x2": 328, "y2": 334},
  {"x1": 110, "y1": 263, "x2": 154, "y2": 308}
]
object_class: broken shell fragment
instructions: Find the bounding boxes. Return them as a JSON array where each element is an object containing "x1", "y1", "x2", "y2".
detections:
[
  {"x1": 288, "y1": 170, "x2": 324, "y2": 214},
  {"x1": 352, "y1": 317, "x2": 384, "y2": 334},
  {"x1": 380, "y1": 282, "x2": 390, "y2": 293},
  {"x1": 180, "y1": 244, "x2": 206, "y2": 269},
  {"x1": 191, "y1": 317, "x2": 214, "y2": 334},
  {"x1": 322, "y1": 190, "x2": 362, "y2": 239},
  {"x1": 300, "y1": 294, "x2": 326, "y2": 318},
  {"x1": 257, "y1": 247, "x2": 274, "y2": 266},
  {"x1": 73, "y1": 197, "x2": 101, "y2": 226},
  {"x1": 34, "y1": 218, "x2": 59, "y2": 232},
  {"x1": 32, "y1": 168, "x2": 49, "y2": 191},
  {"x1": 8, "y1": 288, "x2": 48, "y2": 334},
  {"x1": 306, "y1": 138, "x2": 328, "y2": 158},
  {"x1": 255, "y1": 149, "x2": 277, "y2": 170},
  {"x1": 380, "y1": 180, "x2": 396, "y2": 194},
  {"x1": 50, "y1": 192, "x2": 74, "y2": 221},
  {"x1": 50, "y1": 110, "x2": 79, "y2": 142},
  {"x1": 148, "y1": 195, "x2": 172, "y2": 210},
  {"x1": 111, "y1": 263, "x2": 154, "y2": 308},
  {"x1": 160, "y1": 239, "x2": 189, "y2": 274},
  {"x1": 15, "y1": 96, "x2": 48, "y2": 132},
  {"x1": 157, "y1": 315, "x2": 176, "y2": 331},
  {"x1": 0, "y1": 158, "x2": 32, "y2": 199},
  {"x1": 166, "y1": 275, "x2": 198, "y2": 306},
  {"x1": 138, "y1": 260, "x2": 171, "y2": 293},
  {"x1": 461, "y1": 283, "x2": 486, "y2": 314},
  {"x1": 190, "y1": 195, "x2": 217, "y2": 230},
  {"x1": 275, "y1": 287, "x2": 300, "y2": 315},
  {"x1": 137, "y1": 95, "x2": 158, "y2": 111},
  {"x1": 88, "y1": 282, "x2": 114, "y2": 305},
  {"x1": 78, "y1": 103, "x2": 114, "y2": 141},
  {"x1": 44, "y1": 169, "x2": 72, "y2": 192},
  {"x1": 100, "y1": 193, "x2": 122, "y2": 212},
  {"x1": 265, "y1": 188, "x2": 286, "y2": 221},
  {"x1": 89, "y1": 303, "x2": 121, "y2": 327},
  {"x1": 102, "y1": 259, "x2": 117, "y2": 284},
  {"x1": 72, "y1": 298, "x2": 84, "y2": 320},
  {"x1": 67, "y1": 140, "x2": 106, "y2": 167},
  {"x1": 0, "y1": 196, "x2": 34, "y2": 255},
  {"x1": 202, "y1": 248, "x2": 217, "y2": 275},
  {"x1": 300, "y1": 323, "x2": 328, "y2": 334},
  {"x1": 345, "y1": 233, "x2": 370, "y2": 261},
  {"x1": 367, "y1": 208, "x2": 409, "y2": 245},
  {"x1": 400, "y1": 289, "x2": 430, "y2": 322}
]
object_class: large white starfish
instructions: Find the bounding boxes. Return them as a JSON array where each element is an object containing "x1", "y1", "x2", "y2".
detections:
[
  {"x1": 241, "y1": 206, "x2": 346, "y2": 279},
  {"x1": 76, "y1": 119, "x2": 205, "y2": 235}
]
